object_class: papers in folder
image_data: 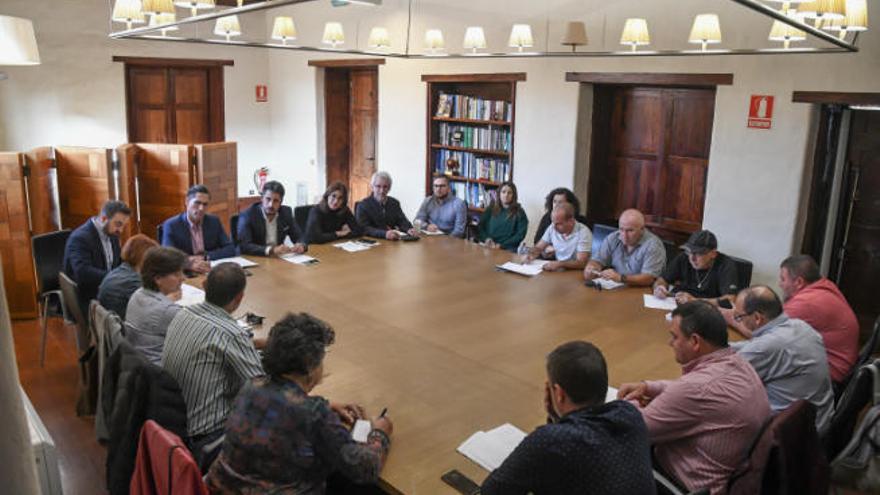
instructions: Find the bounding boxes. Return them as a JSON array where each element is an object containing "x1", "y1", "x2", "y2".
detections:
[
  {"x1": 177, "y1": 284, "x2": 205, "y2": 307},
  {"x1": 210, "y1": 256, "x2": 258, "y2": 268},
  {"x1": 496, "y1": 260, "x2": 548, "y2": 277},
  {"x1": 457, "y1": 423, "x2": 527, "y2": 472},
  {"x1": 643, "y1": 294, "x2": 678, "y2": 311}
]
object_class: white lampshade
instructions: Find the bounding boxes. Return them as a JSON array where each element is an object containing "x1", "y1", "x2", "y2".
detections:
[
  {"x1": 425, "y1": 29, "x2": 444, "y2": 52},
  {"x1": 463, "y1": 26, "x2": 486, "y2": 53},
  {"x1": 689, "y1": 14, "x2": 722, "y2": 51},
  {"x1": 769, "y1": 17, "x2": 806, "y2": 49},
  {"x1": 142, "y1": 0, "x2": 175, "y2": 16},
  {"x1": 797, "y1": 1, "x2": 819, "y2": 17},
  {"x1": 173, "y1": 0, "x2": 214, "y2": 17},
  {"x1": 112, "y1": 0, "x2": 146, "y2": 30},
  {"x1": 508, "y1": 24, "x2": 533, "y2": 52},
  {"x1": 767, "y1": 0, "x2": 809, "y2": 13},
  {"x1": 0, "y1": 15, "x2": 40, "y2": 66},
  {"x1": 816, "y1": 0, "x2": 847, "y2": 20},
  {"x1": 367, "y1": 27, "x2": 390, "y2": 49},
  {"x1": 150, "y1": 12, "x2": 178, "y2": 35},
  {"x1": 272, "y1": 16, "x2": 296, "y2": 44},
  {"x1": 822, "y1": 0, "x2": 868, "y2": 37},
  {"x1": 561, "y1": 21, "x2": 588, "y2": 52},
  {"x1": 323, "y1": 22, "x2": 345, "y2": 47},
  {"x1": 214, "y1": 15, "x2": 241, "y2": 41},
  {"x1": 620, "y1": 18, "x2": 650, "y2": 52}
]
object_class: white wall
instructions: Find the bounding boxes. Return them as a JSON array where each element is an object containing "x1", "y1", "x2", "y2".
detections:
[{"x1": 3, "y1": 0, "x2": 880, "y2": 288}]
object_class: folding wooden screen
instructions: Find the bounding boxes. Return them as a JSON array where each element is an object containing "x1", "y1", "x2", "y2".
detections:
[
  {"x1": 195, "y1": 142, "x2": 237, "y2": 234},
  {"x1": 115, "y1": 144, "x2": 141, "y2": 241},
  {"x1": 23, "y1": 147, "x2": 59, "y2": 235},
  {"x1": 129, "y1": 143, "x2": 192, "y2": 240},
  {"x1": 54, "y1": 147, "x2": 114, "y2": 230},
  {"x1": 0, "y1": 153, "x2": 39, "y2": 318}
]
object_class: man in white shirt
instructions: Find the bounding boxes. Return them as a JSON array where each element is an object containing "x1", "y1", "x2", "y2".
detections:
[{"x1": 522, "y1": 203, "x2": 591, "y2": 271}]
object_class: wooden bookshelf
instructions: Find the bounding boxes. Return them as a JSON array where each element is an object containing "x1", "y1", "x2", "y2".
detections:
[{"x1": 422, "y1": 73, "x2": 525, "y2": 213}]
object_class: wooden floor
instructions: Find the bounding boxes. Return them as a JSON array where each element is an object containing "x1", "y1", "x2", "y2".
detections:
[{"x1": 13, "y1": 316, "x2": 106, "y2": 495}]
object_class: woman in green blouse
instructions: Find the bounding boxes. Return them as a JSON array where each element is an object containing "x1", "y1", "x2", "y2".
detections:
[{"x1": 478, "y1": 181, "x2": 528, "y2": 251}]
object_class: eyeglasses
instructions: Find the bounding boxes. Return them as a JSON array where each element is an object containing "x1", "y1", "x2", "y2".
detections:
[{"x1": 733, "y1": 311, "x2": 753, "y2": 322}]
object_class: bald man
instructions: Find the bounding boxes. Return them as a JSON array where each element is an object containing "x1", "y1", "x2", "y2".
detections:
[
  {"x1": 522, "y1": 203, "x2": 592, "y2": 272},
  {"x1": 584, "y1": 209, "x2": 666, "y2": 287}
]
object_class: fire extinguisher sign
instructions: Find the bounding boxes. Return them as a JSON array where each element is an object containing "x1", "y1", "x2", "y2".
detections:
[
  {"x1": 748, "y1": 95, "x2": 774, "y2": 130},
  {"x1": 256, "y1": 85, "x2": 268, "y2": 103}
]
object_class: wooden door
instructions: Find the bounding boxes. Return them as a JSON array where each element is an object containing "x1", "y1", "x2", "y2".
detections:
[
  {"x1": 348, "y1": 68, "x2": 378, "y2": 206},
  {"x1": 195, "y1": 142, "x2": 238, "y2": 234},
  {"x1": 325, "y1": 68, "x2": 351, "y2": 193},
  {"x1": 23, "y1": 147, "x2": 60, "y2": 235},
  {"x1": 54, "y1": 147, "x2": 114, "y2": 230},
  {"x1": 0, "y1": 153, "x2": 38, "y2": 318},
  {"x1": 135, "y1": 144, "x2": 193, "y2": 241},
  {"x1": 835, "y1": 110, "x2": 880, "y2": 336}
]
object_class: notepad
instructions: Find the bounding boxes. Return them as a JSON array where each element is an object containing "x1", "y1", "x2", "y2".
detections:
[
  {"x1": 177, "y1": 284, "x2": 205, "y2": 307},
  {"x1": 496, "y1": 260, "x2": 548, "y2": 277},
  {"x1": 457, "y1": 423, "x2": 527, "y2": 472},
  {"x1": 333, "y1": 241, "x2": 373, "y2": 253},
  {"x1": 280, "y1": 254, "x2": 319, "y2": 265},
  {"x1": 643, "y1": 294, "x2": 678, "y2": 311},
  {"x1": 210, "y1": 256, "x2": 258, "y2": 268},
  {"x1": 351, "y1": 419, "x2": 372, "y2": 443}
]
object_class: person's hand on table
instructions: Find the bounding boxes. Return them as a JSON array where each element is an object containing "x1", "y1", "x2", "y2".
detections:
[
  {"x1": 600, "y1": 268, "x2": 622, "y2": 282},
  {"x1": 484, "y1": 239, "x2": 498, "y2": 249},
  {"x1": 653, "y1": 285, "x2": 670, "y2": 299},
  {"x1": 385, "y1": 230, "x2": 400, "y2": 241},
  {"x1": 330, "y1": 402, "x2": 366, "y2": 427},
  {"x1": 542, "y1": 261, "x2": 563, "y2": 271},
  {"x1": 336, "y1": 224, "x2": 352, "y2": 237},
  {"x1": 290, "y1": 243, "x2": 306, "y2": 254},
  {"x1": 583, "y1": 266, "x2": 600, "y2": 281},
  {"x1": 372, "y1": 414, "x2": 393, "y2": 436},
  {"x1": 618, "y1": 382, "x2": 652, "y2": 407},
  {"x1": 406, "y1": 228, "x2": 419, "y2": 237},
  {"x1": 674, "y1": 291, "x2": 696, "y2": 305},
  {"x1": 426, "y1": 224, "x2": 440, "y2": 233},
  {"x1": 271, "y1": 244, "x2": 294, "y2": 256},
  {"x1": 188, "y1": 256, "x2": 210, "y2": 274}
]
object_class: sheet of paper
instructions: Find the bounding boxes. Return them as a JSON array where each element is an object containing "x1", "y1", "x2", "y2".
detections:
[
  {"x1": 280, "y1": 254, "x2": 319, "y2": 265},
  {"x1": 595, "y1": 278, "x2": 625, "y2": 290},
  {"x1": 643, "y1": 294, "x2": 678, "y2": 311},
  {"x1": 606, "y1": 386, "x2": 619, "y2": 403},
  {"x1": 420, "y1": 229, "x2": 445, "y2": 236},
  {"x1": 333, "y1": 241, "x2": 372, "y2": 253},
  {"x1": 497, "y1": 260, "x2": 548, "y2": 277},
  {"x1": 210, "y1": 256, "x2": 258, "y2": 268},
  {"x1": 351, "y1": 419, "x2": 371, "y2": 443},
  {"x1": 283, "y1": 236, "x2": 295, "y2": 248},
  {"x1": 457, "y1": 423, "x2": 527, "y2": 472},
  {"x1": 177, "y1": 283, "x2": 205, "y2": 307}
]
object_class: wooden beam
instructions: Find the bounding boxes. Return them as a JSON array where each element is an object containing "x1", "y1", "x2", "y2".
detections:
[
  {"x1": 308, "y1": 58, "x2": 386, "y2": 68},
  {"x1": 421, "y1": 73, "x2": 527, "y2": 83},
  {"x1": 112, "y1": 56, "x2": 234, "y2": 67},
  {"x1": 792, "y1": 91, "x2": 880, "y2": 106},
  {"x1": 565, "y1": 72, "x2": 733, "y2": 87}
]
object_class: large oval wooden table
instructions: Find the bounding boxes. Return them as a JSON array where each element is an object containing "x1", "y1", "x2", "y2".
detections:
[{"x1": 223, "y1": 235, "x2": 690, "y2": 494}]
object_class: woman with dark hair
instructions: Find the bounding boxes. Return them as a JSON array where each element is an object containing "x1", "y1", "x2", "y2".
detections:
[
  {"x1": 477, "y1": 182, "x2": 528, "y2": 251},
  {"x1": 207, "y1": 312, "x2": 393, "y2": 493},
  {"x1": 97, "y1": 234, "x2": 158, "y2": 319},
  {"x1": 305, "y1": 181, "x2": 364, "y2": 244},
  {"x1": 124, "y1": 246, "x2": 188, "y2": 365},
  {"x1": 533, "y1": 187, "x2": 589, "y2": 244}
]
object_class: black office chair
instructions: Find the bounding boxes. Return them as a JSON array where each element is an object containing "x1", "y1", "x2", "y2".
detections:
[
  {"x1": 591, "y1": 223, "x2": 616, "y2": 256},
  {"x1": 662, "y1": 240, "x2": 681, "y2": 265},
  {"x1": 727, "y1": 254, "x2": 753, "y2": 288},
  {"x1": 230, "y1": 213, "x2": 240, "y2": 244},
  {"x1": 58, "y1": 271, "x2": 90, "y2": 356},
  {"x1": 294, "y1": 204, "x2": 315, "y2": 234},
  {"x1": 834, "y1": 315, "x2": 880, "y2": 401},
  {"x1": 156, "y1": 224, "x2": 164, "y2": 243},
  {"x1": 822, "y1": 358, "x2": 879, "y2": 460},
  {"x1": 32, "y1": 229, "x2": 72, "y2": 367}
]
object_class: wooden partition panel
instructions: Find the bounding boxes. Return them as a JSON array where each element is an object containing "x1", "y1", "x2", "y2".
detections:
[
  {"x1": 194, "y1": 142, "x2": 237, "y2": 233},
  {"x1": 116, "y1": 144, "x2": 141, "y2": 240},
  {"x1": 23, "y1": 147, "x2": 59, "y2": 235},
  {"x1": 55, "y1": 147, "x2": 113, "y2": 230},
  {"x1": 136, "y1": 144, "x2": 192, "y2": 241},
  {"x1": 0, "y1": 153, "x2": 38, "y2": 318}
]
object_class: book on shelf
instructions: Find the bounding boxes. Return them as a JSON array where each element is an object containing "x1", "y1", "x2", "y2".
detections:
[
  {"x1": 438, "y1": 123, "x2": 510, "y2": 152},
  {"x1": 434, "y1": 149, "x2": 510, "y2": 183},
  {"x1": 435, "y1": 92, "x2": 512, "y2": 122},
  {"x1": 451, "y1": 181, "x2": 496, "y2": 209}
]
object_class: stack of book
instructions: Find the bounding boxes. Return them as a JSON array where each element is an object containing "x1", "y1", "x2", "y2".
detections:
[
  {"x1": 438, "y1": 123, "x2": 511, "y2": 152},
  {"x1": 436, "y1": 93, "x2": 512, "y2": 122}
]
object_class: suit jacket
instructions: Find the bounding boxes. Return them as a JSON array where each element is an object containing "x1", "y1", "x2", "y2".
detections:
[
  {"x1": 236, "y1": 202, "x2": 305, "y2": 256},
  {"x1": 161, "y1": 213, "x2": 236, "y2": 260},
  {"x1": 355, "y1": 195, "x2": 413, "y2": 239},
  {"x1": 63, "y1": 218, "x2": 122, "y2": 307}
]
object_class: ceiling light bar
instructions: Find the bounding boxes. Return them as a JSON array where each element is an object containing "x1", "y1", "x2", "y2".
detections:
[{"x1": 729, "y1": 0, "x2": 856, "y2": 50}]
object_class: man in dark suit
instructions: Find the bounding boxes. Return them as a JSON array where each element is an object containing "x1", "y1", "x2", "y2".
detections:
[
  {"x1": 237, "y1": 181, "x2": 306, "y2": 256},
  {"x1": 63, "y1": 200, "x2": 132, "y2": 314},
  {"x1": 161, "y1": 184, "x2": 236, "y2": 274},
  {"x1": 356, "y1": 171, "x2": 419, "y2": 240}
]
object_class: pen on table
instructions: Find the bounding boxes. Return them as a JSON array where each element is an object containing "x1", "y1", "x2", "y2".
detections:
[{"x1": 379, "y1": 407, "x2": 387, "y2": 418}]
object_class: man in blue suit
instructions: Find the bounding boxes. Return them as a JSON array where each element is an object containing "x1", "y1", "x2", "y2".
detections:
[
  {"x1": 237, "y1": 181, "x2": 307, "y2": 256},
  {"x1": 63, "y1": 200, "x2": 132, "y2": 315},
  {"x1": 161, "y1": 184, "x2": 236, "y2": 274}
]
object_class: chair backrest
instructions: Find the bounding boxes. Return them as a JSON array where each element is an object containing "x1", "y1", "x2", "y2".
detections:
[
  {"x1": 858, "y1": 316, "x2": 880, "y2": 368},
  {"x1": 130, "y1": 420, "x2": 208, "y2": 495},
  {"x1": 591, "y1": 223, "x2": 616, "y2": 256},
  {"x1": 662, "y1": 240, "x2": 681, "y2": 265},
  {"x1": 59, "y1": 271, "x2": 90, "y2": 353},
  {"x1": 727, "y1": 254, "x2": 754, "y2": 289},
  {"x1": 823, "y1": 359, "x2": 879, "y2": 460},
  {"x1": 294, "y1": 204, "x2": 315, "y2": 233},
  {"x1": 156, "y1": 224, "x2": 164, "y2": 244},
  {"x1": 31, "y1": 229, "x2": 72, "y2": 294},
  {"x1": 230, "y1": 213, "x2": 239, "y2": 244}
]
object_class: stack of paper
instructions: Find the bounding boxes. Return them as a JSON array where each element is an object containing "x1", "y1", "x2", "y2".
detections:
[
  {"x1": 333, "y1": 241, "x2": 374, "y2": 253},
  {"x1": 210, "y1": 256, "x2": 258, "y2": 268},
  {"x1": 457, "y1": 423, "x2": 527, "y2": 471},
  {"x1": 496, "y1": 260, "x2": 548, "y2": 277},
  {"x1": 420, "y1": 229, "x2": 445, "y2": 236},
  {"x1": 177, "y1": 284, "x2": 205, "y2": 307},
  {"x1": 280, "y1": 254, "x2": 319, "y2": 265},
  {"x1": 643, "y1": 294, "x2": 677, "y2": 311},
  {"x1": 594, "y1": 278, "x2": 625, "y2": 290}
]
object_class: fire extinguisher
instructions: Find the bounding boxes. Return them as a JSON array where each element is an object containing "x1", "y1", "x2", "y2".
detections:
[{"x1": 253, "y1": 167, "x2": 269, "y2": 193}]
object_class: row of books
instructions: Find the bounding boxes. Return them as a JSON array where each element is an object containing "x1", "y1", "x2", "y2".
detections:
[
  {"x1": 451, "y1": 181, "x2": 496, "y2": 209},
  {"x1": 435, "y1": 93, "x2": 512, "y2": 122},
  {"x1": 437, "y1": 123, "x2": 511, "y2": 152},
  {"x1": 434, "y1": 149, "x2": 511, "y2": 183}
]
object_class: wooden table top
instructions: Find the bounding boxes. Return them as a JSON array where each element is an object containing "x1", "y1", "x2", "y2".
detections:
[{"x1": 220, "y1": 236, "x2": 701, "y2": 494}]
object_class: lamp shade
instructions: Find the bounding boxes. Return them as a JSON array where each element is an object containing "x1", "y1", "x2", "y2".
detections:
[
  {"x1": 797, "y1": 1, "x2": 820, "y2": 17},
  {"x1": 620, "y1": 18, "x2": 650, "y2": 50},
  {"x1": 425, "y1": 29, "x2": 444, "y2": 51},
  {"x1": 150, "y1": 12, "x2": 178, "y2": 32},
  {"x1": 822, "y1": 0, "x2": 868, "y2": 34},
  {"x1": 463, "y1": 26, "x2": 486, "y2": 52},
  {"x1": 367, "y1": 27, "x2": 390, "y2": 48},
  {"x1": 769, "y1": 17, "x2": 806, "y2": 48},
  {"x1": 112, "y1": 0, "x2": 146, "y2": 25},
  {"x1": 214, "y1": 15, "x2": 241, "y2": 38},
  {"x1": 561, "y1": 21, "x2": 588, "y2": 49},
  {"x1": 272, "y1": 16, "x2": 296, "y2": 42},
  {"x1": 0, "y1": 15, "x2": 40, "y2": 65},
  {"x1": 142, "y1": 0, "x2": 175, "y2": 16},
  {"x1": 689, "y1": 14, "x2": 722, "y2": 46},
  {"x1": 173, "y1": 0, "x2": 214, "y2": 16},
  {"x1": 508, "y1": 24, "x2": 533, "y2": 51},
  {"x1": 816, "y1": 0, "x2": 846, "y2": 20},
  {"x1": 323, "y1": 22, "x2": 345, "y2": 46}
]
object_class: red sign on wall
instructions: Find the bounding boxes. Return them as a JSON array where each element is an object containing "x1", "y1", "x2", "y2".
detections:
[
  {"x1": 255, "y1": 85, "x2": 268, "y2": 103},
  {"x1": 748, "y1": 95, "x2": 774, "y2": 129}
]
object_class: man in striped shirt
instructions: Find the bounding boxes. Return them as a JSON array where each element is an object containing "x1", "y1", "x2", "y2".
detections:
[{"x1": 162, "y1": 262, "x2": 263, "y2": 468}]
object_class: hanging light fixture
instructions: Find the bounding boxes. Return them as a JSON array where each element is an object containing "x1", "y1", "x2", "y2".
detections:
[
  {"x1": 821, "y1": 0, "x2": 868, "y2": 39},
  {"x1": 271, "y1": 16, "x2": 296, "y2": 45},
  {"x1": 769, "y1": 17, "x2": 806, "y2": 49},
  {"x1": 620, "y1": 18, "x2": 650, "y2": 52},
  {"x1": 367, "y1": 27, "x2": 390, "y2": 49},
  {"x1": 173, "y1": 0, "x2": 214, "y2": 18},
  {"x1": 149, "y1": 12, "x2": 178, "y2": 37},
  {"x1": 798, "y1": 0, "x2": 845, "y2": 27},
  {"x1": 214, "y1": 15, "x2": 241, "y2": 42},
  {"x1": 766, "y1": 0, "x2": 809, "y2": 14},
  {"x1": 688, "y1": 14, "x2": 722, "y2": 52},
  {"x1": 323, "y1": 22, "x2": 345, "y2": 48},
  {"x1": 142, "y1": 0, "x2": 175, "y2": 17},
  {"x1": 112, "y1": 0, "x2": 146, "y2": 30},
  {"x1": 560, "y1": 21, "x2": 588, "y2": 52},
  {"x1": 425, "y1": 29, "x2": 444, "y2": 54},
  {"x1": 0, "y1": 15, "x2": 41, "y2": 66},
  {"x1": 508, "y1": 24, "x2": 533, "y2": 52},
  {"x1": 463, "y1": 26, "x2": 486, "y2": 54}
]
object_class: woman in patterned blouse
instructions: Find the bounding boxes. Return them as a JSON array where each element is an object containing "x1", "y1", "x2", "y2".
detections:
[{"x1": 206, "y1": 312, "x2": 393, "y2": 494}]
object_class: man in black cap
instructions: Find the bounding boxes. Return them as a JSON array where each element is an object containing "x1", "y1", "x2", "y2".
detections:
[{"x1": 652, "y1": 230, "x2": 740, "y2": 306}]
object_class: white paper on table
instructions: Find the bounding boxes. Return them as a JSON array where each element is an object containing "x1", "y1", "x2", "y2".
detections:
[
  {"x1": 351, "y1": 420, "x2": 371, "y2": 443},
  {"x1": 177, "y1": 283, "x2": 205, "y2": 307},
  {"x1": 419, "y1": 229, "x2": 445, "y2": 236},
  {"x1": 496, "y1": 260, "x2": 549, "y2": 277},
  {"x1": 643, "y1": 294, "x2": 678, "y2": 311},
  {"x1": 606, "y1": 386, "x2": 619, "y2": 403},
  {"x1": 210, "y1": 256, "x2": 258, "y2": 268},
  {"x1": 594, "y1": 278, "x2": 625, "y2": 290},
  {"x1": 333, "y1": 241, "x2": 372, "y2": 253},
  {"x1": 280, "y1": 254, "x2": 319, "y2": 265},
  {"x1": 283, "y1": 237, "x2": 295, "y2": 248},
  {"x1": 457, "y1": 423, "x2": 527, "y2": 472}
]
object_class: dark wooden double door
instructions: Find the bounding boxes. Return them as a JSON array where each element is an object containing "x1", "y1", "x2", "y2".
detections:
[{"x1": 589, "y1": 86, "x2": 715, "y2": 243}]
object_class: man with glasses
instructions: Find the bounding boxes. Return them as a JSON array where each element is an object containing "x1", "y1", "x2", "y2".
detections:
[
  {"x1": 356, "y1": 171, "x2": 419, "y2": 240},
  {"x1": 161, "y1": 184, "x2": 236, "y2": 274},
  {"x1": 730, "y1": 286, "x2": 834, "y2": 430},
  {"x1": 414, "y1": 175, "x2": 467, "y2": 238},
  {"x1": 583, "y1": 208, "x2": 666, "y2": 287},
  {"x1": 652, "y1": 230, "x2": 740, "y2": 306}
]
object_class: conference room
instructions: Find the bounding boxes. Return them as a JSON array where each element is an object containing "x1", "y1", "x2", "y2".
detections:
[{"x1": 1, "y1": 0, "x2": 879, "y2": 494}]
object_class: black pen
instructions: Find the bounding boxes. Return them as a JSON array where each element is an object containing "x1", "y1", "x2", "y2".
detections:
[{"x1": 379, "y1": 407, "x2": 387, "y2": 418}]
